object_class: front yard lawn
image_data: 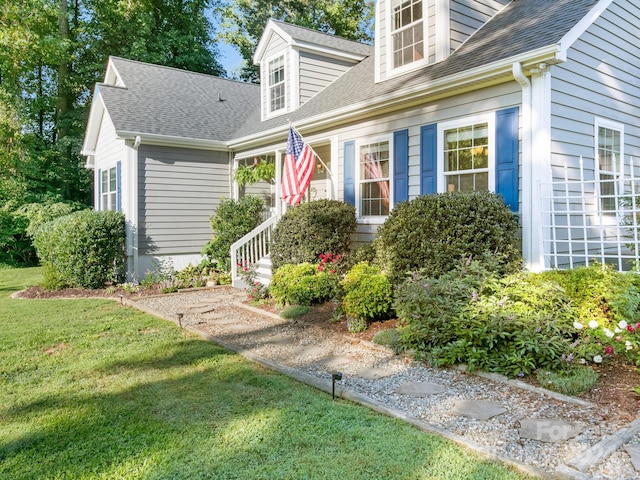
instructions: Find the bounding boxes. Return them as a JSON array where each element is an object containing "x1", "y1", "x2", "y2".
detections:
[{"x1": 0, "y1": 267, "x2": 533, "y2": 479}]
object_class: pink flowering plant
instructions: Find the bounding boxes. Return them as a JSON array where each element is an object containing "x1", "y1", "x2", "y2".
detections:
[{"x1": 237, "y1": 261, "x2": 269, "y2": 304}]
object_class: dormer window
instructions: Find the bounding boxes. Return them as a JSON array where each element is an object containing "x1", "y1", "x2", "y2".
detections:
[
  {"x1": 391, "y1": 0, "x2": 424, "y2": 69},
  {"x1": 268, "y1": 55, "x2": 286, "y2": 113}
]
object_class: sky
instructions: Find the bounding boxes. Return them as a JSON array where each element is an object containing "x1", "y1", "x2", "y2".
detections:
[{"x1": 219, "y1": 41, "x2": 244, "y2": 75}]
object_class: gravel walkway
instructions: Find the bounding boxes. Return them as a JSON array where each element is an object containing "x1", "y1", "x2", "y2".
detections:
[{"x1": 130, "y1": 287, "x2": 640, "y2": 480}]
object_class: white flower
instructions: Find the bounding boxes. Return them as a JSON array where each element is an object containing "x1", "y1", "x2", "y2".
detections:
[
  {"x1": 573, "y1": 321, "x2": 584, "y2": 330},
  {"x1": 626, "y1": 341, "x2": 633, "y2": 351},
  {"x1": 618, "y1": 320, "x2": 628, "y2": 329},
  {"x1": 615, "y1": 327, "x2": 623, "y2": 333},
  {"x1": 593, "y1": 355, "x2": 603, "y2": 363},
  {"x1": 604, "y1": 328, "x2": 614, "y2": 338},
  {"x1": 579, "y1": 358, "x2": 587, "y2": 364},
  {"x1": 588, "y1": 320, "x2": 599, "y2": 329}
]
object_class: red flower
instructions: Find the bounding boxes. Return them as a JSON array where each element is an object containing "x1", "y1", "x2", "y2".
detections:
[
  {"x1": 605, "y1": 345, "x2": 614, "y2": 355},
  {"x1": 628, "y1": 325, "x2": 636, "y2": 333},
  {"x1": 330, "y1": 269, "x2": 336, "y2": 274},
  {"x1": 636, "y1": 322, "x2": 640, "y2": 330}
]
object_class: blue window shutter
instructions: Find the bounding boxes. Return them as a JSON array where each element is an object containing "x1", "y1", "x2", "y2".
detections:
[
  {"x1": 344, "y1": 141, "x2": 355, "y2": 206},
  {"x1": 495, "y1": 107, "x2": 519, "y2": 212},
  {"x1": 394, "y1": 129, "x2": 409, "y2": 204},
  {"x1": 420, "y1": 124, "x2": 437, "y2": 195},
  {"x1": 97, "y1": 168, "x2": 102, "y2": 211},
  {"x1": 116, "y1": 161, "x2": 122, "y2": 212}
]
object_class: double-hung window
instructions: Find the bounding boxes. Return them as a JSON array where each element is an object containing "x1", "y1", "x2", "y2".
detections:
[
  {"x1": 391, "y1": 0, "x2": 424, "y2": 70},
  {"x1": 101, "y1": 166, "x2": 118, "y2": 211},
  {"x1": 268, "y1": 55, "x2": 285, "y2": 114},
  {"x1": 438, "y1": 115, "x2": 495, "y2": 194},
  {"x1": 359, "y1": 139, "x2": 391, "y2": 217},
  {"x1": 596, "y1": 119, "x2": 624, "y2": 212}
]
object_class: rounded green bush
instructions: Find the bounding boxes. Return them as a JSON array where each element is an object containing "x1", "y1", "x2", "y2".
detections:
[
  {"x1": 270, "y1": 262, "x2": 340, "y2": 307},
  {"x1": 341, "y1": 263, "x2": 393, "y2": 321},
  {"x1": 270, "y1": 200, "x2": 356, "y2": 272},
  {"x1": 33, "y1": 209, "x2": 126, "y2": 289},
  {"x1": 374, "y1": 191, "x2": 521, "y2": 283},
  {"x1": 372, "y1": 328, "x2": 400, "y2": 348}
]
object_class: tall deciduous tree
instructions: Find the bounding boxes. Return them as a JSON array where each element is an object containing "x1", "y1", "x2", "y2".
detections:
[{"x1": 219, "y1": 0, "x2": 374, "y2": 82}]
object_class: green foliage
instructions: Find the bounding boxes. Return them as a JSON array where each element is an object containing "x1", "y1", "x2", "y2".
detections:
[
  {"x1": 537, "y1": 263, "x2": 640, "y2": 325},
  {"x1": 234, "y1": 159, "x2": 275, "y2": 186},
  {"x1": 341, "y1": 262, "x2": 393, "y2": 321},
  {"x1": 395, "y1": 260, "x2": 578, "y2": 377},
  {"x1": 203, "y1": 195, "x2": 265, "y2": 271},
  {"x1": 372, "y1": 328, "x2": 400, "y2": 349},
  {"x1": 270, "y1": 263, "x2": 341, "y2": 307},
  {"x1": 346, "y1": 317, "x2": 368, "y2": 333},
  {"x1": 279, "y1": 304, "x2": 313, "y2": 319},
  {"x1": 536, "y1": 367, "x2": 599, "y2": 396},
  {"x1": 271, "y1": 200, "x2": 356, "y2": 272},
  {"x1": 33, "y1": 210, "x2": 126, "y2": 289},
  {"x1": 374, "y1": 191, "x2": 522, "y2": 284}
]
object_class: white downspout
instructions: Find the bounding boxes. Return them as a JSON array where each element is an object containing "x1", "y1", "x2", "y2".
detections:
[
  {"x1": 512, "y1": 63, "x2": 535, "y2": 270},
  {"x1": 131, "y1": 135, "x2": 141, "y2": 282}
]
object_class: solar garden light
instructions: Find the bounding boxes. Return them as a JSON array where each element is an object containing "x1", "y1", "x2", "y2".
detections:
[
  {"x1": 177, "y1": 312, "x2": 184, "y2": 329},
  {"x1": 331, "y1": 372, "x2": 343, "y2": 400},
  {"x1": 119, "y1": 294, "x2": 124, "y2": 305}
]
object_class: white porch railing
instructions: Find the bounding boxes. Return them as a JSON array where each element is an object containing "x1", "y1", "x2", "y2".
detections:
[
  {"x1": 230, "y1": 214, "x2": 279, "y2": 288},
  {"x1": 540, "y1": 156, "x2": 640, "y2": 271}
]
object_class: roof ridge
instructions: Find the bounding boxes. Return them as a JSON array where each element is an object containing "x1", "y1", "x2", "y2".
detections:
[
  {"x1": 109, "y1": 56, "x2": 260, "y2": 88},
  {"x1": 269, "y1": 18, "x2": 372, "y2": 48}
]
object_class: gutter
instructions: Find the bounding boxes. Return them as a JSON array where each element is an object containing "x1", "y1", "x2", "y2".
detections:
[
  {"x1": 230, "y1": 44, "x2": 562, "y2": 149},
  {"x1": 116, "y1": 131, "x2": 230, "y2": 150}
]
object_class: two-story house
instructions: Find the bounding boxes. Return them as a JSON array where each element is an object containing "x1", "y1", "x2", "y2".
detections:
[{"x1": 81, "y1": 0, "x2": 640, "y2": 285}]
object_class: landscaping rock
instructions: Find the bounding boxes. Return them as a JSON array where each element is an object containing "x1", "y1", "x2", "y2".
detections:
[
  {"x1": 519, "y1": 419, "x2": 584, "y2": 443},
  {"x1": 451, "y1": 399, "x2": 506, "y2": 420},
  {"x1": 394, "y1": 381, "x2": 447, "y2": 397}
]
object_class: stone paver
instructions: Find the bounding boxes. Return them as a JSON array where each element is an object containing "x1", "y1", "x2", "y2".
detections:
[
  {"x1": 394, "y1": 381, "x2": 447, "y2": 397},
  {"x1": 451, "y1": 399, "x2": 506, "y2": 420},
  {"x1": 354, "y1": 366, "x2": 399, "y2": 380},
  {"x1": 625, "y1": 445, "x2": 640, "y2": 472},
  {"x1": 518, "y1": 419, "x2": 584, "y2": 443}
]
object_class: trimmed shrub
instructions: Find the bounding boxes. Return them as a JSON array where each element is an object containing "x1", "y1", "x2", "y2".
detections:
[
  {"x1": 279, "y1": 305, "x2": 312, "y2": 319},
  {"x1": 270, "y1": 263, "x2": 341, "y2": 307},
  {"x1": 203, "y1": 195, "x2": 264, "y2": 271},
  {"x1": 270, "y1": 200, "x2": 356, "y2": 272},
  {"x1": 33, "y1": 210, "x2": 126, "y2": 289},
  {"x1": 374, "y1": 191, "x2": 521, "y2": 284},
  {"x1": 372, "y1": 329, "x2": 401, "y2": 349},
  {"x1": 341, "y1": 262, "x2": 393, "y2": 321}
]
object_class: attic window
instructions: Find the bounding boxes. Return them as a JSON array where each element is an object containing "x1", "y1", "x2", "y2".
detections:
[
  {"x1": 391, "y1": 0, "x2": 424, "y2": 69},
  {"x1": 268, "y1": 55, "x2": 286, "y2": 113}
]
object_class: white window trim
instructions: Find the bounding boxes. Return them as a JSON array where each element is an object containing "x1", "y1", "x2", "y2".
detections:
[
  {"x1": 264, "y1": 52, "x2": 287, "y2": 119},
  {"x1": 436, "y1": 113, "x2": 496, "y2": 193},
  {"x1": 101, "y1": 164, "x2": 118, "y2": 212},
  {"x1": 594, "y1": 117, "x2": 625, "y2": 213},
  {"x1": 355, "y1": 134, "x2": 394, "y2": 224},
  {"x1": 386, "y1": 0, "x2": 429, "y2": 78}
]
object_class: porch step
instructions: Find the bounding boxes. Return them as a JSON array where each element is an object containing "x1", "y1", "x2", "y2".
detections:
[{"x1": 255, "y1": 255, "x2": 272, "y2": 286}]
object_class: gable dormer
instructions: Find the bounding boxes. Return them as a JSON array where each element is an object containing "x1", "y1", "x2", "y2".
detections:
[
  {"x1": 254, "y1": 19, "x2": 370, "y2": 121},
  {"x1": 375, "y1": 0, "x2": 509, "y2": 82}
]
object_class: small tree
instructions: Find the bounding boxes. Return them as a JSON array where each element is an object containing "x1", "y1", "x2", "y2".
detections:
[{"x1": 202, "y1": 195, "x2": 264, "y2": 271}]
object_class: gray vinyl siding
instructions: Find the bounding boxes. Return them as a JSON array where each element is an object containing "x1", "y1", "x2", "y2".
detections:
[
  {"x1": 94, "y1": 112, "x2": 127, "y2": 209},
  {"x1": 299, "y1": 52, "x2": 355, "y2": 105},
  {"x1": 550, "y1": 0, "x2": 640, "y2": 182},
  {"x1": 450, "y1": 0, "x2": 510, "y2": 52},
  {"x1": 138, "y1": 146, "x2": 230, "y2": 255},
  {"x1": 548, "y1": 0, "x2": 640, "y2": 266},
  {"x1": 427, "y1": 0, "x2": 436, "y2": 63},
  {"x1": 308, "y1": 143, "x2": 332, "y2": 200}
]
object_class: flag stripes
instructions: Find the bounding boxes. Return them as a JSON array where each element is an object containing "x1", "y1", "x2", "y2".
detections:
[{"x1": 281, "y1": 126, "x2": 317, "y2": 206}]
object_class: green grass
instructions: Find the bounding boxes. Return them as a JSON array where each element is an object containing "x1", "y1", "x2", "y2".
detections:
[{"x1": 0, "y1": 268, "x2": 535, "y2": 479}]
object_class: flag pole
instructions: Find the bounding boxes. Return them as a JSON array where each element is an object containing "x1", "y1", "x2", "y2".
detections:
[{"x1": 289, "y1": 124, "x2": 333, "y2": 177}]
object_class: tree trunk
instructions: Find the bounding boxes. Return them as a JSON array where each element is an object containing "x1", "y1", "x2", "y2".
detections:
[{"x1": 56, "y1": 0, "x2": 71, "y2": 140}]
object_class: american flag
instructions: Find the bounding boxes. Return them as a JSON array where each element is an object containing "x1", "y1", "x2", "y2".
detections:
[
  {"x1": 363, "y1": 152, "x2": 390, "y2": 205},
  {"x1": 281, "y1": 126, "x2": 315, "y2": 206}
]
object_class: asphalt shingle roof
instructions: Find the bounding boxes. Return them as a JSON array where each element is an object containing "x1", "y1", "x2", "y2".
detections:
[
  {"x1": 233, "y1": 0, "x2": 600, "y2": 138},
  {"x1": 271, "y1": 19, "x2": 373, "y2": 57},
  {"x1": 100, "y1": 58, "x2": 260, "y2": 141}
]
